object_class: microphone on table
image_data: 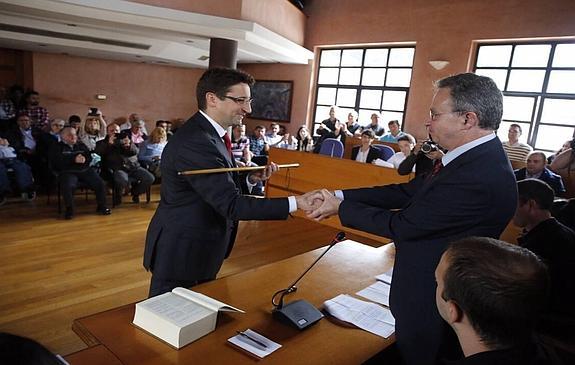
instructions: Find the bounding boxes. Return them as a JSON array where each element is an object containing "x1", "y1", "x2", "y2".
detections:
[{"x1": 271, "y1": 232, "x2": 346, "y2": 330}]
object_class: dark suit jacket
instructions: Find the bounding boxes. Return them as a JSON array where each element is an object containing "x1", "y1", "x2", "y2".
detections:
[
  {"x1": 514, "y1": 167, "x2": 566, "y2": 196},
  {"x1": 143, "y1": 112, "x2": 289, "y2": 282},
  {"x1": 351, "y1": 145, "x2": 380, "y2": 164},
  {"x1": 338, "y1": 136, "x2": 517, "y2": 365}
]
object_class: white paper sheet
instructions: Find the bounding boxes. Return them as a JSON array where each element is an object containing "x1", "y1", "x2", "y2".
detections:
[
  {"x1": 356, "y1": 281, "x2": 391, "y2": 307},
  {"x1": 375, "y1": 267, "x2": 393, "y2": 285}
]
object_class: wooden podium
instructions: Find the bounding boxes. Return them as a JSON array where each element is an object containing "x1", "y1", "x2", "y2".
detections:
[{"x1": 71, "y1": 241, "x2": 396, "y2": 364}]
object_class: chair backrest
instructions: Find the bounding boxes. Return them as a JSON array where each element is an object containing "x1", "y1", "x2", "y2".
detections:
[
  {"x1": 319, "y1": 138, "x2": 344, "y2": 158},
  {"x1": 373, "y1": 144, "x2": 395, "y2": 161}
]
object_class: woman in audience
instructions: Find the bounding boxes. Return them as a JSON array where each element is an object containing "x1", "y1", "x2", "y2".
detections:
[
  {"x1": 138, "y1": 126, "x2": 167, "y2": 179},
  {"x1": 351, "y1": 129, "x2": 379, "y2": 163},
  {"x1": 295, "y1": 125, "x2": 314, "y2": 152},
  {"x1": 78, "y1": 110, "x2": 106, "y2": 151},
  {"x1": 230, "y1": 123, "x2": 255, "y2": 166}
]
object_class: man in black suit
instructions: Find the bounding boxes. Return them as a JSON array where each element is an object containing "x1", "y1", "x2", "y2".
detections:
[
  {"x1": 143, "y1": 68, "x2": 312, "y2": 297},
  {"x1": 306, "y1": 73, "x2": 517, "y2": 364},
  {"x1": 514, "y1": 151, "x2": 565, "y2": 196}
]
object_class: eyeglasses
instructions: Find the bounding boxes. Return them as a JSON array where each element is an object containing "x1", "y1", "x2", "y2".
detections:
[
  {"x1": 429, "y1": 110, "x2": 464, "y2": 121},
  {"x1": 223, "y1": 95, "x2": 254, "y2": 106}
]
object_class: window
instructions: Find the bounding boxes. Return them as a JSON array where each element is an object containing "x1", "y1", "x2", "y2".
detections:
[
  {"x1": 474, "y1": 41, "x2": 575, "y2": 152},
  {"x1": 312, "y1": 46, "x2": 415, "y2": 135}
]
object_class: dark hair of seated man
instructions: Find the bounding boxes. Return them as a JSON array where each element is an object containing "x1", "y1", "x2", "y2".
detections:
[{"x1": 0, "y1": 332, "x2": 62, "y2": 365}]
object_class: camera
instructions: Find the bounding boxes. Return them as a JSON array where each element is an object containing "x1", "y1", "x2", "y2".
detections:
[
  {"x1": 421, "y1": 140, "x2": 438, "y2": 154},
  {"x1": 88, "y1": 107, "x2": 100, "y2": 117}
]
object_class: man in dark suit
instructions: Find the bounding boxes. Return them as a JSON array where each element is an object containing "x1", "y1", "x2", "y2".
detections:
[
  {"x1": 306, "y1": 73, "x2": 517, "y2": 364},
  {"x1": 143, "y1": 68, "x2": 312, "y2": 297},
  {"x1": 514, "y1": 151, "x2": 565, "y2": 196}
]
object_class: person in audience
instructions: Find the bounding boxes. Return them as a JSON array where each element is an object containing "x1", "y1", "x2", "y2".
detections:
[
  {"x1": 397, "y1": 137, "x2": 445, "y2": 176},
  {"x1": 502, "y1": 123, "x2": 532, "y2": 163},
  {"x1": 550, "y1": 138, "x2": 574, "y2": 177},
  {"x1": 78, "y1": 109, "x2": 106, "y2": 151},
  {"x1": 143, "y1": 67, "x2": 314, "y2": 297},
  {"x1": 19, "y1": 90, "x2": 50, "y2": 131},
  {"x1": 360, "y1": 112, "x2": 385, "y2": 137},
  {"x1": 138, "y1": 127, "x2": 167, "y2": 179},
  {"x1": 129, "y1": 119, "x2": 148, "y2": 145},
  {"x1": 0, "y1": 87, "x2": 16, "y2": 134},
  {"x1": 387, "y1": 134, "x2": 416, "y2": 169},
  {"x1": 67, "y1": 115, "x2": 82, "y2": 131},
  {"x1": 515, "y1": 151, "x2": 565, "y2": 196},
  {"x1": 341, "y1": 110, "x2": 361, "y2": 138},
  {"x1": 265, "y1": 122, "x2": 289, "y2": 147},
  {"x1": 379, "y1": 120, "x2": 406, "y2": 143},
  {"x1": 95, "y1": 129, "x2": 154, "y2": 205},
  {"x1": 165, "y1": 120, "x2": 174, "y2": 138},
  {"x1": 50, "y1": 127, "x2": 110, "y2": 219},
  {"x1": 230, "y1": 124, "x2": 254, "y2": 166},
  {"x1": 317, "y1": 105, "x2": 344, "y2": 141},
  {"x1": 6, "y1": 113, "x2": 47, "y2": 185},
  {"x1": 0, "y1": 137, "x2": 35, "y2": 205},
  {"x1": 249, "y1": 125, "x2": 269, "y2": 165},
  {"x1": 295, "y1": 125, "x2": 314, "y2": 152},
  {"x1": 548, "y1": 140, "x2": 572, "y2": 164},
  {"x1": 119, "y1": 113, "x2": 135, "y2": 130},
  {"x1": 38, "y1": 118, "x2": 66, "y2": 162},
  {"x1": 0, "y1": 332, "x2": 63, "y2": 365},
  {"x1": 304, "y1": 73, "x2": 517, "y2": 365},
  {"x1": 351, "y1": 129, "x2": 379, "y2": 163},
  {"x1": 155, "y1": 119, "x2": 173, "y2": 140},
  {"x1": 513, "y1": 179, "x2": 575, "y2": 328},
  {"x1": 435, "y1": 236, "x2": 552, "y2": 364}
]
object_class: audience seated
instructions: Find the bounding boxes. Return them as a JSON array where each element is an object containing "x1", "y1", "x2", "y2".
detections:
[
  {"x1": 6, "y1": 113, "x2": 48, "y2": 185},
  {"x1": 40, "y1": 118, "x2": 64, "y2": 148},
  {"x1": 0, "y1": 332, "x2": 63, "y2": 365},
  {"x1": 295, "y1": 125, "x2": 314, "y2": 152},
  {"x1": 128, "y1": 119, "x2": 148, "y2": 145},
  {"x1": 248, "y1": 125, "x2": 269, "y2": 166},
  {"x1": 360, "y1": 112, "x2": 385, "y2": 137},
  {"x1": 317, "y1": 105, "x2": 344, "y2": 141},
  {"x1": 155, "y1": 119, "x2": 173, "y2": 139},
  {"x1": 548, "y1": 140, "x2": 572, "y2": 164},
  {"x1": 515, "y1": 151, "x2": 565, "y2": 196},
  {"x1": 397, "y1": 138, "x2": 444, "y2": 176},
  {"x1": 18, "y1": 90, "x2": 50, "y2": 131},
  {"x1": 0, "y1": 137, "x2": 35, "y2": 204},
  {"x1": 0, "y1": 86, "x2": 16, "y2": 134},
  {"x1": 265, "y1": 122, "x2": 291, "y2": 148},
  {"x1": 230, "y1": 124, "x2": 255, "y2": 167},
  {"x1": 379, "y1": 120, "x2": 406, "y2": 143},
  {"x1": 95, "y1": 129, "x2": 154, "y2": 204},
  {"x1": 49, "y1": 127, "x2": 110, "y2": 219},
  {"x1": 502, "y1": 123, "x2": 532, "y2": 163},
  {"x1": 78, "y1": 108, "x2": 106, "y2": 151},
  {"x1": 513, "y1": 179, "x2": 575, "y2": 343},
  {"x1": 351, "y1": 129, "x2": 379, "y2": 163},
  {"x1": 387, "y1": 134, "x2": 415, "y2": 169},
  {"x1": 341, "y1": 110, "x2": 361, "y2": 139},
  {"x1": 435, "y1": 236, "x2": 556, "y2": 364},
  {"x1": 138, "y1": 127, "x2": 167, "y2": 179}
]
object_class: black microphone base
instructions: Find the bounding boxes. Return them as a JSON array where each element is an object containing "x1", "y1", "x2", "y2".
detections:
[{"x1": 272, "y1": 300, "x2": 324, "y2": 330}]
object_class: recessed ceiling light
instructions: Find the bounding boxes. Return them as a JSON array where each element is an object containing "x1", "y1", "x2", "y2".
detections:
[
  {"x1": 197, "y1": 55, "x2": 209, "y2": 61},
  {"x1": 66, "y1": 23, "x2": 77, "y2": 27},
  {"x1": 135, "y1": 55, "x2": 142, "y2": 58},
  {"x1": 37, "y1": 44, "x2": 47, "y2": 47},
  {"x1": 186, "y1": 40, "x2": 194, "y2": 43}
]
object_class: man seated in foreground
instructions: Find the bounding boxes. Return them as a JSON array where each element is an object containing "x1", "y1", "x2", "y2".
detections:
[{"x1": 435, "y1": 236, "x2": 553, "y2": 364}]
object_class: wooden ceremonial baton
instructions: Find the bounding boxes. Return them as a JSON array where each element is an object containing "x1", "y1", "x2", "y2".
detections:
[{"x1": 178, "y1": 163, "x2": 300, "y2": 176}]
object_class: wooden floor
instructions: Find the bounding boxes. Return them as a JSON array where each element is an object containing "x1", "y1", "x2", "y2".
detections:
[{"x1": 0, "y1": 186, "x2": 383, "y2": 357}]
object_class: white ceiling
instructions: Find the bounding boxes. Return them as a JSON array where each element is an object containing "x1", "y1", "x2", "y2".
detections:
[{"x1": 0, "y1": 0, "x2": 314, "y2": 68}]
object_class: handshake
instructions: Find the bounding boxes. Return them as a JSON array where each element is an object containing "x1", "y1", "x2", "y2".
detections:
[{"x1": 294, "y1": 189, "x2": 342, "y2": 221}]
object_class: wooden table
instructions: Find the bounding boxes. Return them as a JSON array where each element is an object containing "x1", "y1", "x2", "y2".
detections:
[{"x1": 73, "y1": 240, "x2": 396, "y2": 364}]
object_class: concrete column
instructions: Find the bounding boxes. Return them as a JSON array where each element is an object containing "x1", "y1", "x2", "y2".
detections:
[{"x1": 209, "y1": 38, "x2": 238, "y2": 69}]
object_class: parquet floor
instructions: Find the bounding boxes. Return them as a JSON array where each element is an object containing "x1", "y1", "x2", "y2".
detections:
[{"x1": 0, "y1": 186, "x2": 381, "y2": 356}]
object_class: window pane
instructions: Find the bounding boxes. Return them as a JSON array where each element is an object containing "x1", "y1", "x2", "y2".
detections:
[
  {"x1": 540, "y1": 98, "x2": 575, "y2": 126},
  {"x1": 475, "y1": 69, "x2": 508, "y2": 91},
  {"x1": 476, "y1": 45, "x2": 512, "y2": 67},
  {"x1": 364, "y1": 48, "x2": 388, "y2": 66},
  {"x1": 358, "y1": 109, "x2": 380, "y2": 127},
  {"x1": 507, "y1": 69, "x2": 546, "y2": 92},
  {"x1": 341, "y1": 49, "x2": 363, "y2": 67},
  {"x1": 361, "y1": 68, "x2": 386, "y2": 86},
  {"x1": 320, "y1": 50, "x2": 341, "y2": 67},
  {"x1": 316, "y1": 87, "x2": 336, "y2": 105},
  {"x1": 386, "y1": 68, "x2": 412, "y2": 87},
  {"x1": 511, "y1": 44, "x2": 551, "y2": 67},
  {"x1": 382, "y1": 90, "x2": 406, "y2": 111},
  {"x1": 360, "y1": 89, "x2": 383, "y2": 109},
  {"x1": 534, "y1": 125, "x2": 575, "y2": 150},
  {"x1": 381, "y1": 111, "x2": 404, "y2": 125},
  {"x1": 336, "y1": 88, "x2": 357, "y2": 107},
  {"x1": 498, "y1": 121, "x2": 531, "y2": 144},
  {"x1": 388, "y1": 48, "x2": 415, "y2": 67},
  {"x1": 553, "y1": 43, "x2": 575, "y2": 67},
  {"x1": 547, "y1": 70, "x2": 575, "y2": 94},
  {"x1": 318, "y1": 67, "x2": 339, "y2": 84},
  {"x1": 502, "y1": 96, "x2": 535, "y2": 122},
  {"x1": 339, "y1": 68, "x2": 361, "y2": 85},
  {"x1": 314, "y1": 105, "x2": 332, "y2": 126}
]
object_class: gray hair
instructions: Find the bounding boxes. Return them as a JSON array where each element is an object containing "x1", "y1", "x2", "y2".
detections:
[{"x1": 436, "y1": 73, "x2": 503, "y2": 131}]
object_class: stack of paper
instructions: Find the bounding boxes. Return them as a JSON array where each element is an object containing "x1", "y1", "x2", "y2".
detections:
[{"x1": 356, "y1": 281, "x2": 391, "y2": 306}]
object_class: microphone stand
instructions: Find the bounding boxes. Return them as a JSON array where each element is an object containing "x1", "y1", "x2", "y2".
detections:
[{"x1": 271, "y1": 232, "x2": 346, "y2": 330}]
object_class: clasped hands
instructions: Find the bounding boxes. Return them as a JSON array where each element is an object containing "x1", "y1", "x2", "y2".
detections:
[{"x1": 295, "y1": 189, "x2": 341, "y2": 221}]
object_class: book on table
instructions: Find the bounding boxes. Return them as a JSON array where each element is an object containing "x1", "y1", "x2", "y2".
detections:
[{"x1": 132, "y1": 287, "x2": 244, "y2": 349}]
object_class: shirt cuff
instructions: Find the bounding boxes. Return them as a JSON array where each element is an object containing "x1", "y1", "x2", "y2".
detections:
[
  {"x1": 288, "y1": 196, "x2": 297, "y2": 213},
  {"x1": 334, "y1": 190, "x2": 345, "y2": 200},
  {"x1": 245, "y1": 174, "x2": 256, "y2": 194}
]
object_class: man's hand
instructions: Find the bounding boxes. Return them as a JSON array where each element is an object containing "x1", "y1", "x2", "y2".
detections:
[
  {"x1": 248, "y1": 162, "x2": 278, "y2": 184},
  {"x1": 307, "y1": 189, "x2": 342, "y2": 221},
  {"x1": 75, "y1": 154, "x2": 86, "y2": 164},
  {"x1": 412, "y1": 140, "x2": 423, "y2": 155},
  {"x1": 295, "y1": 190, "x2": 325, "y2": 212}
]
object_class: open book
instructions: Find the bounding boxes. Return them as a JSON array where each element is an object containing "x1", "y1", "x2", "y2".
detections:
[{"x1": 133, "y1": 287, "x2": 244, "y2": 349}]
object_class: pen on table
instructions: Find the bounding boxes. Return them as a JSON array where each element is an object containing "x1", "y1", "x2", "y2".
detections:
[{"x1": 236, "y1": 331, "x2": 268, "y2": 349}]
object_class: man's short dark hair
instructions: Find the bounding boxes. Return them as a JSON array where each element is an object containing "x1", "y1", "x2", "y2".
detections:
[
  {"x1": 388, "y1": 120, "x2": 400, "y2": 127},
  {"x1": 397, "y1": 134, "x2": 415, "y2": 144},
  {"x1": 361, "y1": 129, "x2": 375, "y2": 138},
  {"x1": 517, "y1": 179, "x2": 555, "y2": 210},
  {"x1": 196, "y1": 68, "x2": 255, "y2": 111},
  {"x1": 68, "y1": 115, "x2": 81, "y2": 125},
  {"x1": 119, "y1": 129, "x2": 132, "y2": 140},
  {"x1": 509, "y1": 123, "x2": 522, "y2": 134},
  {"x1": 442, "y1": 237, "x2": 548, "y2": 348},
  {"x1": 23, "y1": 90, "x2": 39, "y2": 100},
  {"x1": 436, "y1": 73, "x2": 503, "y2": 131},
  {"x1": 254, "y1": 125, "x2": 265, "y2": 131},
  {"x1": 155, "y1": 120, "x2": 166, "y2": 127}
]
